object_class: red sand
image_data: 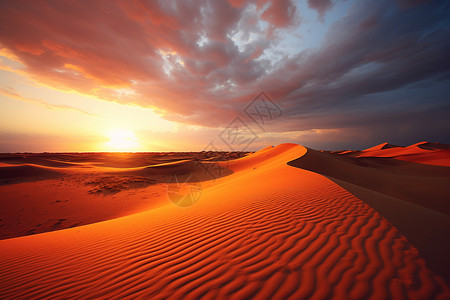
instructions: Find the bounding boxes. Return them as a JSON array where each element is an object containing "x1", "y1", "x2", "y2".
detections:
[{"x1": 0, "y1": 144, "x2": 449, "y2": 299}]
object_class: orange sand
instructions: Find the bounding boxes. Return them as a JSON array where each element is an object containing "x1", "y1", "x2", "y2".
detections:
[
  {"x1": 0, "y1": 144, "x2": 449, "y2": 299},
  {"x1": 341, "y1": 142, "x2": 450, "y2": 166}
]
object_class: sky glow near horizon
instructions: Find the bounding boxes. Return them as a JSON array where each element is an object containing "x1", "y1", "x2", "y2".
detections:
[{"x1": 0, "y1": 0, "x2": 449, "y2": 152}]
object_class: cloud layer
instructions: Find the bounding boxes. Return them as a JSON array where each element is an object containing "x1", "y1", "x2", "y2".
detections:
[
  {"x1": 0, "y1": 87, "x2": 96, "y2": 116},
  {"x1": 1, "y1": 0, "x2": 449, "y2": 147}
]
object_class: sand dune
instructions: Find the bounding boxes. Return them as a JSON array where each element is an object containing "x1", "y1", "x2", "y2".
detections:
[
  {"x1": 289, "y1": 147, "x2": 450, "y2": 212},
  {"x1": 340, "y1": 141, "x2": 450, "y2": 166},
  {"x1": 288, "y1": 146, "x2": 450, "y2": 281},
  {"x1": 0, "y1": 164, "x2": 63, "y2": 185},
  {"x1": 412, "y1": 142, "x2": 450, "y2": 150},
  {"x1": 0, "y1": 144, "x2": 449, "y2": 299},
  {"x1": 0, "y1": 154, "x2": 236, "y2": 239},
  {"x1": 363, "y1": 142, "x2": 402, "y2": 151},
  {"x1": 123, "y1": 159, "x2": 232, "y2": 180},
  {"x1": 0, "y1": 152, "x2": 247, "y2": 168}
]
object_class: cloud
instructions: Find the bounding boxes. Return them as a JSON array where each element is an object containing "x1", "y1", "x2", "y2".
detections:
[
  {"x1": 307, "y1": 0, "x2": 334, "y2": 19},
  {"x1": 0, "y1": 87, "x2": 97, "y2": 116},
  {"x1": 0, "y1": 0, "x2": 299, "y2": 121},
  {"x1": 240, "y1": 0, "x2": 450, "y2": 145},
  {"x1": 396, "y1": 0, "x2": 431, "y2": 9},
  {"x1": 260, "y1": 0, "x2": 297, "y2": 28},
  {"x1": 0, "y1": 0, "x2": 449, "y2": 148}
]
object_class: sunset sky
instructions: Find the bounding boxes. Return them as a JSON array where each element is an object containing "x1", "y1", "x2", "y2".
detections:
[{"x1": 0, "y1": 0, "x2": 449, "y2": 152}]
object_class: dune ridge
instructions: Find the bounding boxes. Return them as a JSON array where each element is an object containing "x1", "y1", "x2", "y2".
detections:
[
  {"x1": 363, "y1": 142, "x2": 402, "y2": 151},
  {"x1": 0, "y1": 144, "x2": 448, "y2": 299},
  {"x1": 0, "y1": 164, "x2": 63, "y2": 185},
  {"x1": 339, "y1": 141, "x2": 450, "y2": 166},
  {"x1": 288, "y1": 146, "x2": 450, "y2": 281}
]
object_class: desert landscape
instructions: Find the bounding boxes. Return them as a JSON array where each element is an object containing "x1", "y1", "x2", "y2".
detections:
[
  {"x1": 0, "y1": 142, "x2": 449, "y2": 299},
  {"x1": 1, "y1": 0, "x2": 449, "y2": 299}
]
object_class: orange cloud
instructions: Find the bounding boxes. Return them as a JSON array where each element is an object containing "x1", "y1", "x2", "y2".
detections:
[
  {"x1": 0, "y1": 87, "x2": 97, "y2": 116},
  {"x1": 0, "y1": 0, "x2": 298, "y2": 127}
]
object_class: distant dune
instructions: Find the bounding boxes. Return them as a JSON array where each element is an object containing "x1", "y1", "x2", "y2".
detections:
[
  {"x1": 339, "y1": 141, "x2": 450, "y2": 166},
  {"x1": 0, "y1": 164, "x2": 63, "y2": 185},
  {"x1": 0, "y1": 152, "x2": 243, "y2": 239},
  {"x1": 0, "y1": 143, "x2": 449, "y2": 299},
  {"x1": 362, "y1": 142, "x2": 402, "y2": 151}
]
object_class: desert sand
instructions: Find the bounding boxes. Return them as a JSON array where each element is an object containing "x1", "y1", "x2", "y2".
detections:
[{"x1": 0, "y1": 143, "x2": 449, "y2": 299}]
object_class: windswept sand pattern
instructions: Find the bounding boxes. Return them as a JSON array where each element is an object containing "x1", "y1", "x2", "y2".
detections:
[{"x1": 0, "y1": 145, "x2": 448, "y2": 299}]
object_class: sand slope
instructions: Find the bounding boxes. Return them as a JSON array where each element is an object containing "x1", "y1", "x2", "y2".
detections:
[
  {"x1": 0, "y1": 155, "x2": 232, "y2": 239},
  {"x1": 0, "y1": 144, "x2": 448, "y2": 299},
  {"x1": 288, "y1": 147, "x2": 450, "y2": 281}
]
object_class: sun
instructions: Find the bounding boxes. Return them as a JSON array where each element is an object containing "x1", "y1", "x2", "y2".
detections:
[{"x1": 105, "y1": 129, "x2": 140, "y2": 151}]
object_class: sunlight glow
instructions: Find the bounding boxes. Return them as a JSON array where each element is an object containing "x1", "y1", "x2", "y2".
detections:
[{"x1": 105, "y1": 129, "x2": 140, "y2": 151}]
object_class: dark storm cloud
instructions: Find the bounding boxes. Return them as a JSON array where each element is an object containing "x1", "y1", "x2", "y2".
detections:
[{"x1": 258, "y1": 0, "x2": 450, "y2": 145}]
